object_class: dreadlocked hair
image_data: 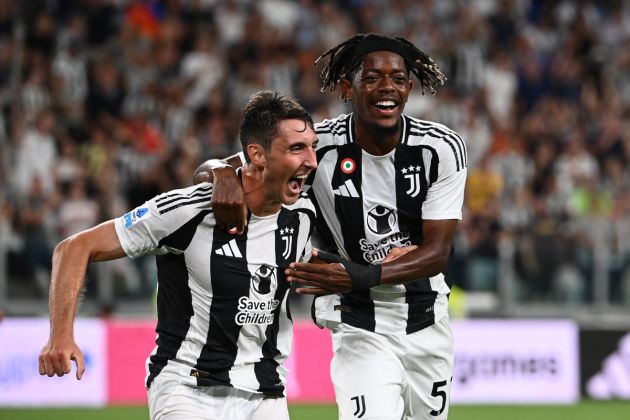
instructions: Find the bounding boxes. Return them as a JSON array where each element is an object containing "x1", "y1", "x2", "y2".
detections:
[{"x1": 315, "y1": 34, "x2": 447, "y2": 95}]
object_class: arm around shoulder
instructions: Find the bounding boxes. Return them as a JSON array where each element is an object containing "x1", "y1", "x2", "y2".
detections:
[{"x1": 193, "y1": 153, "x2": 244, "y2": 184}]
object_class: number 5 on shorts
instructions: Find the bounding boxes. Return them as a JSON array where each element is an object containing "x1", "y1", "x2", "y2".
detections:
[{"x1": 429, "y1": 380, "x2": 448, "y2": 416}]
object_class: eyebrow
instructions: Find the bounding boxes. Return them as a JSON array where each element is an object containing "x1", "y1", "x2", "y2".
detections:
[{"x1": 364, "y1": 68, "x2": 408, "y2": 74}]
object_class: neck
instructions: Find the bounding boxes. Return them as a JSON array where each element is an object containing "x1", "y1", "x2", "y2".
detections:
[
  {"x1": 241, "y1": 164, "x2": 282, "y2": 216},
  {"x1": 353, "y1": 115, "x2": 401, "y2": 155}
]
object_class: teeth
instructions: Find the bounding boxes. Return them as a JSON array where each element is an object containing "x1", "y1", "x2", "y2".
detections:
[
  {"x1": 294, "y1": 174, "x2": 308, "y2": 180},
  {"x1": 376, "y1": 101, "x2": 396, "y2": 107}
]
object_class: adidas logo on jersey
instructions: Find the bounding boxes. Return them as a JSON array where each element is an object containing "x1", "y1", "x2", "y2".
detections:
[
  {"x1": 333, "y1": 179, "x2": 359, "y2": 198},
  {"x1": 215, "y1": 239, "x2": 242, "y2": 258},
  {"x1": 586, "y1": 332, "x2": 630, "y2": 398}
]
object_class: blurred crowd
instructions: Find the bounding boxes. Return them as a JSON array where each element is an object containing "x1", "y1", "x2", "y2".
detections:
[{"x1": 0, "y1": 0, "x2": 629, "y2": 310}]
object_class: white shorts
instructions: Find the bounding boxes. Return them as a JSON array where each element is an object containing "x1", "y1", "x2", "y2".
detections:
[
  {"x1": 329, "y1": 316, "x2": 453, "y2": 420},
  {"x1": 147, "y1": 369, "x2": 290, "y2": 420}
]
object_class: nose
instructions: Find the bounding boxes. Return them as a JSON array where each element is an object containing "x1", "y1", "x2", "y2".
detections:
[
  {"x1": 304, "y1": 145, "x2": 318, "y2": 169},
  {"x1": 378, "y1": 75, "x2": 396, "y2": 92}
]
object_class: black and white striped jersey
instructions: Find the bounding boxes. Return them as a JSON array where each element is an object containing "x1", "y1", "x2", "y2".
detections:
[
  {"x1": 113, "y1": 182, "x2": 316, "y2": 396},
  {"x1": 308, "y1": 113, "x2": 467, "y2": 335}
]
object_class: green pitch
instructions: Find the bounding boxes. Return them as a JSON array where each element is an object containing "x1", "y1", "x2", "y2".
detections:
[{"x1": 1, "y1": 401, "x2": 629, "y2": 420}]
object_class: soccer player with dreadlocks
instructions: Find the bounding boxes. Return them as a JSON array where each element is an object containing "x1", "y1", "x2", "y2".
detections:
[{"x1": 195, "y1": 33, "x2": 467, "y2": 420}]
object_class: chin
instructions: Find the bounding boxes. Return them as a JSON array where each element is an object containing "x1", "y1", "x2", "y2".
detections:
[
  {"x1": 369, "y1": 119, "x2": 400, "y2": 135},
  {"x1": 281, "y1": 192, "x2": 301, "y2": 206}
]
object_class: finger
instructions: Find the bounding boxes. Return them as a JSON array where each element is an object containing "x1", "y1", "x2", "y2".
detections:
[
  {"x1": 286, "y1": 270, "x2": 330, "y2": 283},
  {"x1": 51, "y1": 354, "x2": 66, "y2": 377},
  {"x1": 38, "y1": 354, "x2": 46, "y2": 375},
  {"x1": 73, "y1": 352, "x2": 85, "y2": 380},
  {"x1": 62, "y1": 354, "x2": 72, "y2": 375},
  {"x1": 295, "y1": 287, "x2": 328, "y2": 295},
  {"x1": 382, "y1": 249, "x2": 405, "y2": 263},
  {"x1": 289, "y1": 261, "x2": 342, "y2": 275},
  {"x1": 43, "y1": 355, "x2": 55, "y2": 377},
  {"x1": 288, "y1": 277, "x2": 327, "y2": 288}
]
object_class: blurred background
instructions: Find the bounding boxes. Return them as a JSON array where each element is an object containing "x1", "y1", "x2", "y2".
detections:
[{"x1": 0, "y1": 0, "x2": 629, "y2": 417}]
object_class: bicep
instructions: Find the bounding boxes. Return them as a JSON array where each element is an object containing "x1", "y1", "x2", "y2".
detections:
[
  {"x1": 380, "y1": 219, "x2": 459, "y2": 283},
  {"x1": 421, "y1": 219, "x2": 458, "y2": 255},
  {"x1": 78, "y1": 220, "x2": 126, "y2": 262}
]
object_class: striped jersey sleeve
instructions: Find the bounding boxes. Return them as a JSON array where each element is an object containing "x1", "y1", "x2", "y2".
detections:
[
  {"x1": 405, "y1": 116, "x2": 467, "y2": 220},
  {"x1": 114, "y1": 183, "x2": 213, "y2": 258}
]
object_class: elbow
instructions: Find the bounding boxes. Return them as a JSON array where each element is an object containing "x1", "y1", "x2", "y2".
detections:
[
  {"x1": 54, "y1": 234, "x2": 89, "y2": 262},
  {"x1": 424, "y1": 249, "x2": 451, "y2": 278},
  {"x1": 53, "y1": 236, "x2": 72, "y2": 257}
]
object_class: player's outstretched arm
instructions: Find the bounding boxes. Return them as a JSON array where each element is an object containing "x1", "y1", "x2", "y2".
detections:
[
  {"x1": 39, "y1": 220, "x2": 125, "y2": 380},
  {"x1": 193, "y1": 154, "x2": 247, "y2": 234},
  {"x1": 286, "y1": 219, "x2": 457, "y2": 295}
]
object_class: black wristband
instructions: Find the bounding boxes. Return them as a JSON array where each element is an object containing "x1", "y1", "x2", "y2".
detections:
[{"x1": 316, "y1": 250, "x2": 382, "y2": 292}]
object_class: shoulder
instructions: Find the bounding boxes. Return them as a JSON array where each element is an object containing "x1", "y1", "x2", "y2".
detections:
[
  {"x1": 152, "y1": 183, "x2": 213, "y2": 216},
  {"x1": 314, "y1": 113, "x2": 352, "y2": 147},
  {"x1": 403, "y1": 115, "x2": 467, "y2": 172}
]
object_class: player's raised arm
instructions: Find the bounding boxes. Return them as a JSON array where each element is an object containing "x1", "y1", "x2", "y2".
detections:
[
  {"x1": 193, "y1": 154, "x2": 248, "y2": 234},
  {"x1": 39, "y1": 220, "x2": 125, "y2": 380}
]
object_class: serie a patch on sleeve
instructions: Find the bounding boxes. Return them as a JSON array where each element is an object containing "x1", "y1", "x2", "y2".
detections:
[{"x1": 123, "y1": 206, "x2": 151, "y2": 228}]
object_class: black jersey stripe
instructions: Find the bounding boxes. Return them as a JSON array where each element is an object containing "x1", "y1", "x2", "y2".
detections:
[
  {"x1": 307, "y1": 188, "x2": 337, "y2": 253},
  {"x1": 146, "y1": 253, "x2": 192, "y2": 388},
  {"x1": 155, "y1": 184, "x2": 212, "y2": 203},
  {"x1": 394, "y1": 144, "x2": 427, "y2": 245},
  {"x1": 423, "y1": 145, "x2": 440, "y2": 186},
  {"x1": 159, "y1": 196, "x2": 213, "y2": 215},
  {"x1": 195, "y1": 225, "x2": 251, "y2": 388},
  {"x1": 146, "y1": 210, "x2": 211, "y2": 388},
  {"x1": 315, "y1": 127, "x2": 347, "y2": 136},
  {"x1": 405, "y1": 279, "x2": 438, "y2": 334},
  {"x1": 157, "y1": 189, "x2": 213, "y2": 211},
  {"x1": 254, "y1": 207, "x2": 298, "y2": 395},
  {"x1": 330, "y1": 142, "x2": 376, "y2": 331}
]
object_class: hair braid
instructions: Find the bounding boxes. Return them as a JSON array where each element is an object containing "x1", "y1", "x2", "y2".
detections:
[
  {"x1": 315, "y1": 34, "x2": 366, "y2": 93},
  {"x1": 395, "y1": 37, "x2": 446, "y2": 94}
]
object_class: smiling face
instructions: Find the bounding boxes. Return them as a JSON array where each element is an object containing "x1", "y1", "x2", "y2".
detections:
[
  {"x1": 342, "y1": 51, "x2": 412, "y2": 132},
  {"x1": 260, "y1": 118, "x2": 318, "y2": 206}
]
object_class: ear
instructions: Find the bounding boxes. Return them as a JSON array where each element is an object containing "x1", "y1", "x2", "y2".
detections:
[
  {"x1": 247, "y1": 143, "x2": 266, "y2": 166},
  {"x1": 405, "y1": 80, "x2": 413, "y2": 102},
  {"x1": 340, "y1": 79, "x2": 353, "y2": 103}
]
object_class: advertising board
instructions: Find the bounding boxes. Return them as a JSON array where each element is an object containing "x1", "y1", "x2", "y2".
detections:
[{"x1": 0, "y1": 318, "x2": 107, "y2": 406}]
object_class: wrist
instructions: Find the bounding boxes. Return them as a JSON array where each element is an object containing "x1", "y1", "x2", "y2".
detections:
[{"x1": 343, "y1": 261, "x2": 381, "y2": 292}]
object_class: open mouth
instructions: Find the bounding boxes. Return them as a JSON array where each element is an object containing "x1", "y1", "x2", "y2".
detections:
[
  {"x1": 288, "y1": 173, "x2": 309, "y2": 194},
  {"x1": 373, "y1": 100, "x2": 398, "y2": 112}
]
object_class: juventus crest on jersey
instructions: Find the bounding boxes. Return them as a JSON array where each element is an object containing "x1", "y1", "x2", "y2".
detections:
[
  {"x1": 307, "y1": 113, "x2": 467, "y2": 335},
  {"x1": 114, "y1": 182, "x2": 315, "y2": 396}
]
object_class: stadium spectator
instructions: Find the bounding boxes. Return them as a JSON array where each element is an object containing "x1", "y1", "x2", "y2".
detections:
[{"x1": 1, "y1": 0, "x2": 629, "y2": 312}]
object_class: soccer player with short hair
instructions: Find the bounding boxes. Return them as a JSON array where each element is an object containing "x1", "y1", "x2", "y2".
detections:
[
  {"x1": 196, "y1": 33, "x2": 467, "y2": 420},
  {"x1": 39, "y1": 91, "x2": 318, "y2": 420}
]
